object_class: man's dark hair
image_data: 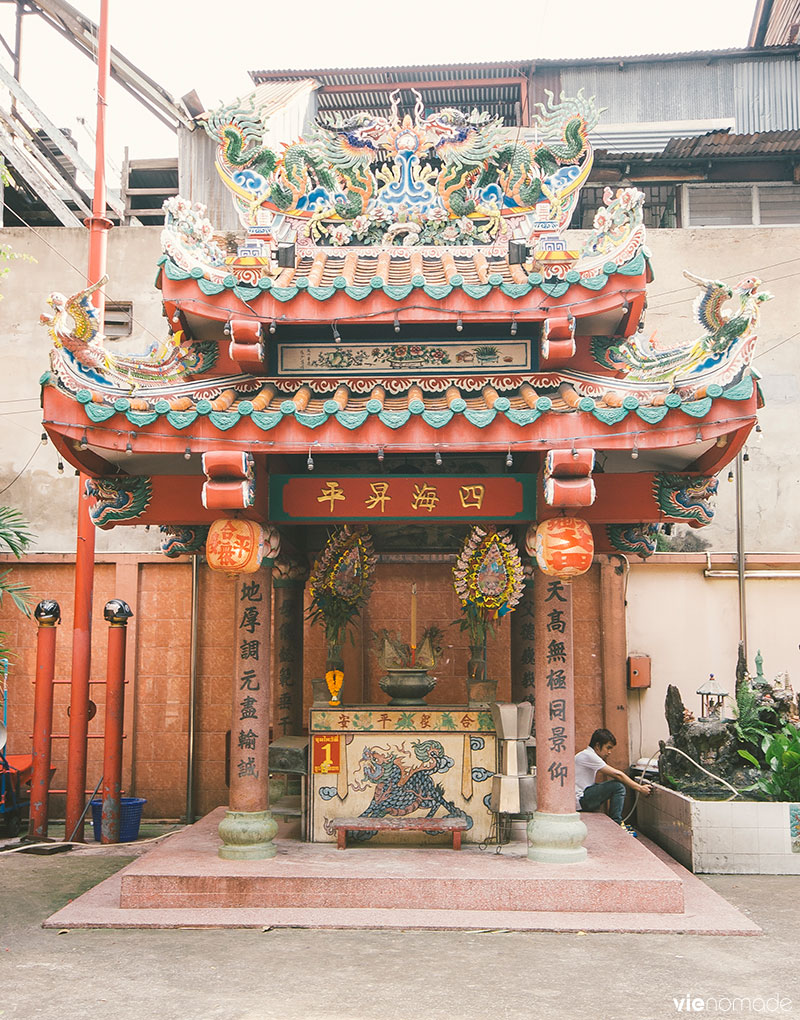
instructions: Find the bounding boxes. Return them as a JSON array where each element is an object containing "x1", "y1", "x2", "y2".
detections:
[{"x1": 589, "y1": 728, "x2": 616, "y2": 749}]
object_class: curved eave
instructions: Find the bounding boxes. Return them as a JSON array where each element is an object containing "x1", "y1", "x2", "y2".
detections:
[
  {"x1": 42, "y1": 382, "x2": 758, "y2": 475},
  {"x1": 158, "y1": 264, "x2": 648, "y2": 336}
]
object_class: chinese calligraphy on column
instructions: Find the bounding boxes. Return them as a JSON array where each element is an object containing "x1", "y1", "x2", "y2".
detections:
[
  {"x1": 228, "y1": 566, "x2": 271, "y2": 814},
  {"x1": 534, "y1": 575, "x2": 577, "y2": 814}
]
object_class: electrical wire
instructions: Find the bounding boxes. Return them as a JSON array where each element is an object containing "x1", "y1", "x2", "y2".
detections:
[
  {"x1": 756, "y1": 328, "x2": 800, "y2": 360},
  {"x1": 42, "y1": 411, "x2": 757, "y2": 455},
  {"x1": 1, "y1": 200, "x2": 165, "y2": 350},
  {"x1": 0, "y1": 439, "x2": 40, "y2": 495}
]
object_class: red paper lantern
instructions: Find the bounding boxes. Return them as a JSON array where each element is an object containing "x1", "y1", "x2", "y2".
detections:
[
  {"x1": 206, "y1": 518, "x2": 265, "y2": 573},
  {"x1": 534, "y1": 517, "x2": 594, "y2": 578}
]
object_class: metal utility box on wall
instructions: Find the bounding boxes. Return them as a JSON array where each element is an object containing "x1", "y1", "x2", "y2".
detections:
[{"x1": 627, "y1": 654, "x2": 651, "y2": 689}]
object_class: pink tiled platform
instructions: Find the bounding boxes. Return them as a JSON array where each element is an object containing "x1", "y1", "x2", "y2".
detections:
[{"x1": 44, "y1": 808, "x2": 761, "y2": 933}]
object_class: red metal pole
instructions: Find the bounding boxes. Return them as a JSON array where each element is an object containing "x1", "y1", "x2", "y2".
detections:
[
  {"x1": 101, "y1": 600, "x2": 132, "y2": 843},
  {"x1": 28, "y1": 601, "x2": 60, "y2": 840},
  {"x1": 64, "y1": 0, "x2": 112, "y2": 843}
]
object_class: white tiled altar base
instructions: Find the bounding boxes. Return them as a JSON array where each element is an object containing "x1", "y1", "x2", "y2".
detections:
[{"x1": 636, "y1": 787, "x2": 800, "y2": 874}]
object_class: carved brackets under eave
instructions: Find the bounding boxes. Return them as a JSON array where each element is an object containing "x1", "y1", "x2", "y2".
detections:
[
  {"x1": 201, "y1": 449, "x2": 257, "y2": 510},
  {"x1": 543, "y1": 447, "x2": 596, "y2": 508},
  {"x1": 229, "y1": 317, "x2": 267, "y2": 375},
  {"x1": 540, "y1": 314, "x2": 576, "y2": 364}
]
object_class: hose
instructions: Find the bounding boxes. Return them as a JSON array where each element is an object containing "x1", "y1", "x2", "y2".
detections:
[
  {"x1": 622, "y1": 743, "x2": 747, "y2": 823},
  {"x1": 1, "y1": 826, "x2": 185, "y2": 855}
]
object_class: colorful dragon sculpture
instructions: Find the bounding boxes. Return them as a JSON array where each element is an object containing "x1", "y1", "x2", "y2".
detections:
[
  {"x1": 653, "y1": 474, "x2": 719, "y2": 526},
  {"x1": 159, "y1": 525, "x2": 209, "y2": 558},
  {"x1": 204, "y1": 88, "x2": 599, "y2": 245},
  {"x1": 41, "y1": 277, "x2": 216, "y2": 391},
  {"x1": 606, "y1": 523, "x2": 659, "y2": 558},
  {"x1": 593, "y1": 273, "x2": 772, "y2": 386},
  {"x1": 86, "y1": 476, "x2": 152, "y2": 529}
]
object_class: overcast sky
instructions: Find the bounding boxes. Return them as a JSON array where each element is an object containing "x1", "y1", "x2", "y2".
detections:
[{"x1": 0, "y1": 0, "x2": 758, "y2": 169}]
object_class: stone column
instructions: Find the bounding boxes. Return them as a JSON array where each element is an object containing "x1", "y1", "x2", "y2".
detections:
[
  {"x1": 527, "y1": 573, "x2": 587, "y2": 863},
  {"x1": 272, "y1": 556, "x2": 308, "y2": 737},
  {"x1": 510, "y1": 568, "x2": 536, "y2": 707},
  {"x1": 218, "y1": 543, "x2": 279, "y2": 860}
]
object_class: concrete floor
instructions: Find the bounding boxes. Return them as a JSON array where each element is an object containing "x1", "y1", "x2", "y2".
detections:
[{"x1": 2, "y1": 835, "x2": 799, "y2": 1020}]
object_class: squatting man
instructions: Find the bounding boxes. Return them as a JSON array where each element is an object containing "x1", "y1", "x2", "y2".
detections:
[{"x1": 575, "y1": 728, "x2": 651, "y2": 826}]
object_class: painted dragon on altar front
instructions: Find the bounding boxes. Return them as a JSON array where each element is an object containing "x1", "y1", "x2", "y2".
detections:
[
  {"x1": 204, "y1": 88, "x2": 599, "y2": 246},
  {"x1": 323, "y1": 739, "x2": 473, "y2": 842}
]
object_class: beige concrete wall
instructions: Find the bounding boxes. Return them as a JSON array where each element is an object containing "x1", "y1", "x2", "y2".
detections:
[
  {"x1": 0, "y1": 225, "x2": 165, "y2": 552},
  {"x1": 636, "y1": 227, "x2": 800, "y2": 553},
  {"x1": 625, "y1": 555, "x2": 800, "y2": 760}
]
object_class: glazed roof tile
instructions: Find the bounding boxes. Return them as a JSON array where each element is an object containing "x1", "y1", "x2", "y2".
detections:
[{"x1": 68, "y1": 372, "x2": 759, "y2": 438}]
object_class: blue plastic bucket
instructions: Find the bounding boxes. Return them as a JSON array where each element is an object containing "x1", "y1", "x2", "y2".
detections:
[{"x1": 90, "y1": 797, "x2": 147, "y2": 842}]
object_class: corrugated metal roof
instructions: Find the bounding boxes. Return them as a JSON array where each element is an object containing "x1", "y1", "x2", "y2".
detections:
[
  {"x1": 589, "y1": 120, "x2": 735, "y2": 154},
  {"x1": 593, "y1": 128, "x2": 800, "y2": 162},
  {"x1": 247, "y1": 79, "x2": 319, "y2": 113},
  {"x1": 663, "y1": 128, "x2": 800, "y2": 157},
  {"x1": 750, "y1": 0, "x2": 800, "y2": 45},
  {"x1": 250, "y1": 61, "x2": 535, "y2": 84},
  {"x1": 249, "y1": 47, "x2": 800, "y2": 84},
  {"x1": 764, "y1": 0, "x2": 800, "y2": 44}
]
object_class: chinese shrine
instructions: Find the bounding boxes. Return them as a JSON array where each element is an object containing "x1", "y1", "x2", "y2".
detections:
[{"x1": 40, "y1": 87, "x2": 766, "y2": 865}]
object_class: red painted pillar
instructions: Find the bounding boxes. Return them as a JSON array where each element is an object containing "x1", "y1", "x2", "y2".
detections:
[
  {"x1": 527, "y1": 573, "x2": 587, "y2": 862},
  {"x1": 218, "y1": 548, "x2": 280, "y2": 859},
  {"x1": 101, "y1": 599, "x2": 132, "y2": 843},
  {"x1": 65, "y1": 0, "x2": 112, "y2": 844},
  {"x1": 64, "y1": 486, "x2": 96, "y2": 843},
  {"x1": 28, "y1": 600, "x2": 61, "y2": 840}
]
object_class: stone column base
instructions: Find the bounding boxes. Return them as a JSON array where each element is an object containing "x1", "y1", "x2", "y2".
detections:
[
  {"x1": 527, "y1": 810, "x2": 588, "y2": 863},
  {"x1": 218, "y1": 809, "x2": 278, "y2": 860}
]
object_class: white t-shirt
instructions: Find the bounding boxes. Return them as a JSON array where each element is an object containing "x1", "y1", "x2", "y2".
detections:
[{"x1": 574, "y1": 746, "x2": 606, "y2": 808}]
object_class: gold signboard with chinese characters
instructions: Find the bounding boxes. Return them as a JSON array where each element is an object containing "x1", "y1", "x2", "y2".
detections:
[{"x1": 268, "y1": 475, "x2": 535, "y2": 522}]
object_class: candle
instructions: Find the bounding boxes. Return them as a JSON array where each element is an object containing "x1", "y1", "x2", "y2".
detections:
[{"x1": 410, "y1": 583, "x2": 417, "y2": 651}]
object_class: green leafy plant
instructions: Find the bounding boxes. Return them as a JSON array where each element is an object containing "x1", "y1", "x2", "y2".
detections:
[
  {"x1": 0, "y1": 165, "x2": 36, "y2": 298},
  {"x1": 739, "y1": 724, "x2": 800, "y2": 801},
  {"x1": 306, "y1": 525, "x2": 376, "y2": 660},
  {"x1": 452, "y1": 601, "x2": 495, "y2": 650},
  {"x1": 0, "y1": 506, "x2": 34, "y2": 658},
  {"x1": 734, "y1": 679, "x2": 769, "y2": 752}
]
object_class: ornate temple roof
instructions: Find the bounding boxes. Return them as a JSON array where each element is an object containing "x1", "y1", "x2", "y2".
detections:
[{"x1": 38, "y1": 90, "x2": 769, "y2": 541}]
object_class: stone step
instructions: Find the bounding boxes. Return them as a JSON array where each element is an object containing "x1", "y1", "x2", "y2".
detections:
[{"x1": 118, "y1": 808, "x2": 685, "y2": 915}]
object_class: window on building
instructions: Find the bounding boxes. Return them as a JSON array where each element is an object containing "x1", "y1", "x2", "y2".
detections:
[
  {"x1": 574, "y1": 184, "x2": 679, "y2": 230},
  {"x1": 104, "y1": 301, "x2": 133, "y2": 339},
  {"x1": 685, "y1": 184, "x2": 800, "y2": 227}
]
